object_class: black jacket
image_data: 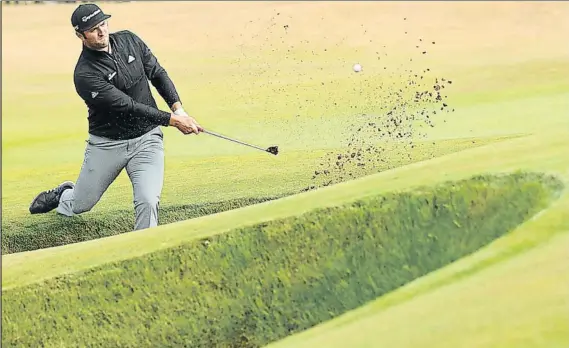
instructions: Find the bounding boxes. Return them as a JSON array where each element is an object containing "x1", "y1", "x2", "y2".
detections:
[{"x1": 74, "y1": 30, "x2": 179, "y2": 140}]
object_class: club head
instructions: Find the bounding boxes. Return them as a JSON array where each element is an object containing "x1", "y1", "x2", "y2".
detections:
[{"x1": 267, "y1": 146, "x2": 279, "y2": 155}]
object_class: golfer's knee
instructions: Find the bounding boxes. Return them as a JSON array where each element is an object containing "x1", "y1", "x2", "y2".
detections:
[{"x1": 135, "y1": 195, "x2": 160, "y2": 211}]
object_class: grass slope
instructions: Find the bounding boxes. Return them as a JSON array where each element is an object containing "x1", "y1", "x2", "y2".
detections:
[
  {"x1": 2, "y1": 196, "x2": 281, "y2": 254},
  {"x1": 2, "y1": 172, "x2": 562, "y2": 347},
  {"x1": 267, "y1": 225, "x2": 569, "y2": 348},
  {"x1": 4, "y1": 129, "x2": 567, "y2": 347},
  {"x1": 264, "y1": 131, "x2": 569, "y2": 348}
]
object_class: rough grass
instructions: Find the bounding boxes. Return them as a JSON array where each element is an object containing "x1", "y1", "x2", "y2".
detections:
[
  {"x1": 1, "y1": 196, "x2": 282, "y2": 255},
  {"x1": 268, "y1": 226, "x2": 569, "y2": 348},
  {"x1": 2, "y1": 172, "x2": 563, "y2": 348}
]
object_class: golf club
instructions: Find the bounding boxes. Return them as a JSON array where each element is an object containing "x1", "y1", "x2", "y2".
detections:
[{"x1": 202, "y1": 129, "x2": 279, "y2": 155}]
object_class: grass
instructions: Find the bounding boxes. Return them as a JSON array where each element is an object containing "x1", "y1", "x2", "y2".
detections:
[
  {"x1": 1, "y1": 196, "x2": 282, "y2": 254},
  {"x1": 268, "y1": 228, "x2": 569, "y2": 348},
  {"x1": 2, "y1": 135, "x2": 510, "y2": 254},
  {"x1": 2, "y1": 1, "x2": 569, "y2": 347},
  {"x1": 2, "y1": 172, "x2": 562, "y2": 347}
]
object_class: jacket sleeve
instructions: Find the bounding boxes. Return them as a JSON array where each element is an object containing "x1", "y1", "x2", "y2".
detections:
[
  {"x1": 131, "y1": 32, "x2": 181, "y2": 109},
  {"x1": 74, "y1": 72, "x2": 171, "y2": 127}
]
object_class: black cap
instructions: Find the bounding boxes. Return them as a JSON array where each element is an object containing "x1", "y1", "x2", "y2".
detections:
[{"x1": 71, "y1": 3, "x2": 111, "y2": 32}]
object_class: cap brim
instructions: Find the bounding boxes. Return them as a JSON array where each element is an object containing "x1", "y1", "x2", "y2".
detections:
[{"x1": 83, "y1": 14, "x2": 112, "y2": 31}]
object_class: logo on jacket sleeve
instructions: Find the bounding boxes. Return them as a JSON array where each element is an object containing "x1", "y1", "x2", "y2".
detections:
[
  {"x1": 128, "y1": 55, "x2": 136, "y2": 63},
  {"x1": 91, "y1": 91, "x2": 99, "y2": 98},
  {"x1": 108, "y1": 71, "x2": 116, "y2": 81}
]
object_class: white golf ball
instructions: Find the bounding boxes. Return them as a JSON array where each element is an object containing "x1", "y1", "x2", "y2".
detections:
[{"x1": 353, "y1": 63, "x2": 362, "y2": 72}]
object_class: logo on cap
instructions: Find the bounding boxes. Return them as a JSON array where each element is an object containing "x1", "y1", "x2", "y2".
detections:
[{"x1": 82, "y1": 9, "x2": 101, "y2": 23}]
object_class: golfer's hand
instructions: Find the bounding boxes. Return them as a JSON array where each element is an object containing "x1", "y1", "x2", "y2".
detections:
[{"x1": 170, "y1": 114, "x2": 203, "y2": 135}]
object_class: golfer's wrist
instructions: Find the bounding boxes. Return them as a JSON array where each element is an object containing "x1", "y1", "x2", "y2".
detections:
[
  {"x1": 169, "y1": 113, "x2": 181, "y2": 126},
  {"x1": 173, "y1": 107, "x2": 186, "y2": 116},
  {"x1": 170, "y1": 101, "x2": 182, "y2": 109}
]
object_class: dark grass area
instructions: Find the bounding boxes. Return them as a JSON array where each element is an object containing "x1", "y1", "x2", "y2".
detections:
[
  {"x1": 2, "y1": 172, "x2": 563, "y2": 347},
  {"x1": 1, "y1": 196, "x2": 285, "y2": 255}
]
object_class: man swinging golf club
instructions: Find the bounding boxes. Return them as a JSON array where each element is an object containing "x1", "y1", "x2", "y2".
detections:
[{"x1": 28, "y1": 3, "x2": 203, "y2": 230}]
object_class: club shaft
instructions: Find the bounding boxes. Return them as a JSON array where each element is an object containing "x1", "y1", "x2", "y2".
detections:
[{"x1": 203, "y1": 130, "x2": 267, "y2": 152}]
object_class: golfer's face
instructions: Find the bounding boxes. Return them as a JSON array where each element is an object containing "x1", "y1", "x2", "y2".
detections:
[{"x1": 84, "y1": 20, "x2": 109, "y2": 49}]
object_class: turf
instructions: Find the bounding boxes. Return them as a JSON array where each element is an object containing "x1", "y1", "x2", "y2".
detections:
[
  {"x1": 267, "y1": 227, "x2": 569, "y2": 348},
  {"x1": 2, "y1": 173, "x2": 563, "y2": 347},
  {"x1": 2, "y1": 196, "x2": 282, "y2": 254},
  {"x1": 2, "y1": 1, "x2": 569, "y2": 347}
]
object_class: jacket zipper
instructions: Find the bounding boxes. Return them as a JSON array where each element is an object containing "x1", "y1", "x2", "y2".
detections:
[{"x1": 105, "y1": 51, "x2": 132, "y2": 87}]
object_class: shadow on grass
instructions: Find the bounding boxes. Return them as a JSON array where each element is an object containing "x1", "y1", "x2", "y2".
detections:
[{"x1": 1, "y1": 195, "x2": 287, "y2": 255}]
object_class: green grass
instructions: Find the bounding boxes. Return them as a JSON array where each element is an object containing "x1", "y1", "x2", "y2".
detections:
[
  {"x1": 1, "y1": 196, "x2": 283, "y2": 255},
  {"x1": 268, "y1": 229, "x2": 569, "y2": 348},
  {"x1": 2, "y1": 172, "x2": 562, "y2": 347}
]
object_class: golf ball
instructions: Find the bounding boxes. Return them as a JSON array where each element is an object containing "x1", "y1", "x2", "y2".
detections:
[{"x1": 353, "y1": 63, "x2": 362, "y2": 72}]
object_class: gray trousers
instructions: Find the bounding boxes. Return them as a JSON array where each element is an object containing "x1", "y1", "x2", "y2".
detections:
[{"x1": 57, "y1": 126, "x2": 165, "y2": 230}]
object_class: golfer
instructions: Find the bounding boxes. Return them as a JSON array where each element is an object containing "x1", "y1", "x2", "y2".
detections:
[{"x1": 29, "y1": 3, "x2": 202, "y2": 231}]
